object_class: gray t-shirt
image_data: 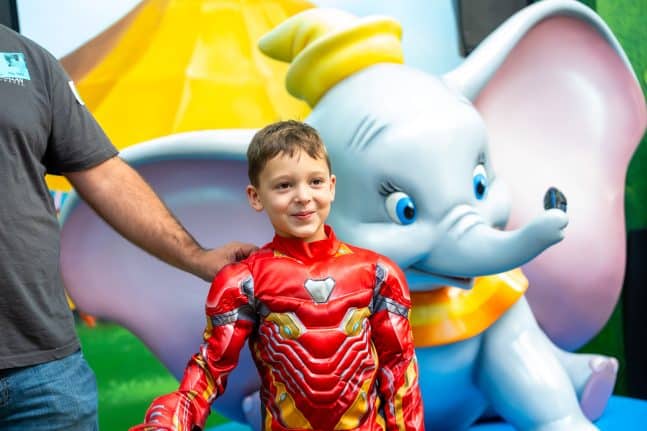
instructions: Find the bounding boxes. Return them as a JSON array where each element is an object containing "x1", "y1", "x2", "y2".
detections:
[{"x1": 0, "y1": 25, "x2": 118, "y2": 368}]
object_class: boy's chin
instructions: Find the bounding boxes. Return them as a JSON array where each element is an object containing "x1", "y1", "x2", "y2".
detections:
[{"x1": 278, "y1": 225, "x2": 326, "y2": 242}]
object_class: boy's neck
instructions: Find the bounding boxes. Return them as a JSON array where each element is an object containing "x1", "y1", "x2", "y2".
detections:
[{"x1": 270, "y1": 225, "x2": 340, "y2": 262}]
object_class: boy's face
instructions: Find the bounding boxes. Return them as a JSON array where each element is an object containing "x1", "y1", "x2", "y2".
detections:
[{"x1": 246, "y1": 150, "x2": 336, "y2": 243}]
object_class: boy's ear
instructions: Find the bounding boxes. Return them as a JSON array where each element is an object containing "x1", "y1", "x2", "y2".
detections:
[
  {"x1": 246, "y1": 185, "x2": 264, "y2": 211},
  {"x1": 330, "y1": 174, "x2": 336, "y2": 202}
]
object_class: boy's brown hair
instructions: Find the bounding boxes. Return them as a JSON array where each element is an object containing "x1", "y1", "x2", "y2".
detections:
[{"x1": 247, "y1": 120, "x2": 332, "y2": 187}]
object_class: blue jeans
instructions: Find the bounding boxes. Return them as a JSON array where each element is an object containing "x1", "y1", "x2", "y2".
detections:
[{"x1": 0, "y1": 350, "x2": 98, "y2": 430}]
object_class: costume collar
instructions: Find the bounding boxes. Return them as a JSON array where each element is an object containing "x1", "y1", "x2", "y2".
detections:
[{"x1": 269, "y1": 225, "x2": 340, "y2": 262}]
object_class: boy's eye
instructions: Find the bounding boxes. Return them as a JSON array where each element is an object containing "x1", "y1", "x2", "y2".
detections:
[
  {"x1": 311, "y1": 178, "x2": 325, "y2": 186},
  {"x1": 275, "y1": 182, "x2": 291, "y2": 190}
]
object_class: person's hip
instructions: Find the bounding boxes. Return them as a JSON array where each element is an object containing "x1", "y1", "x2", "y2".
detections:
[{"x1": 0, "y1": 349, "x2": 98, "y2": 430}]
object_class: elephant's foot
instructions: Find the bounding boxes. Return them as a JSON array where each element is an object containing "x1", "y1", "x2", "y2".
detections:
[
  {"x1": 533, "y1": 418, "x2": 598, "y2": 431},
  {"x1": 242, "y1": 392, "x2": 263, "y2": 431},
  {"x1": 579, "y1": 357, "x2": 618, "y2": 421}
]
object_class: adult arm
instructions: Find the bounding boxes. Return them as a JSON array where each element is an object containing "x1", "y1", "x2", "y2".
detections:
[
  {"x1": 64, "y1": 156, "x2": 256, "y2": 281},
  {"x1": 370, "y1": 259, "x2": 425, "y2": 431}
]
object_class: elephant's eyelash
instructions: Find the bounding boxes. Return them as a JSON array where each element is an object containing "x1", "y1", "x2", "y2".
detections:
[{"x1": 379, "y1": 181, "x2": 403, "y2": 196}]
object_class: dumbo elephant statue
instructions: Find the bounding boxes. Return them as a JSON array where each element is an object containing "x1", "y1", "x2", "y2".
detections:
[
  {"x1": 58, "y1": 0, "x2": 646, "y2": 430},
  {"x1": 253, "y1": 1, "x2": 645, "y2": 429}
]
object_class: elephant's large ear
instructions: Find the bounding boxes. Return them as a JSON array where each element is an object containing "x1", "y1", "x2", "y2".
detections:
[
  {"x1": 444, "y1": 1, "x2": 646, "y2": 350},
  {"x1": 59, "y1": 130, "x2": 273, "y2": 379}
]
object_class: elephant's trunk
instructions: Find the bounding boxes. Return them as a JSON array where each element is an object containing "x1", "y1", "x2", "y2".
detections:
[{"x1": 418, "y1": 204, "x2": 567, "y2": 278}]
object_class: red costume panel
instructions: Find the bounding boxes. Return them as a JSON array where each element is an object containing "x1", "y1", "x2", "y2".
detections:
[{"x1": 134, "y1": 227, "x2": 423, "y2": 431}]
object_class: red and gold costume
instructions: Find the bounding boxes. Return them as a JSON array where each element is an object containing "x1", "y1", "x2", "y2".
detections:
[{"x1": 133, "y1": 226, "x2": 423, "y2": 431}]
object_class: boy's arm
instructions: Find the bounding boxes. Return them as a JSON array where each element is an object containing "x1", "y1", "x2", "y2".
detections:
[
  {"x1": 131, "y1": 263, "x2": 256, "y2": 431},
  {"x1": 370, "y1": 259, "x2": 425, "y2": 431}
]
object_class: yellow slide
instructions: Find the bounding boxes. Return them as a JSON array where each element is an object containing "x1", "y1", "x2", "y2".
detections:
[{"x1": 47, "y1": 0, "x2": 312, "y2": 192}]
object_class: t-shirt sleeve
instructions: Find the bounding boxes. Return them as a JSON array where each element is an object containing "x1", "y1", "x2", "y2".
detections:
[{"x1": 42, "y1": 53, "x2": 118, "y2": 174}]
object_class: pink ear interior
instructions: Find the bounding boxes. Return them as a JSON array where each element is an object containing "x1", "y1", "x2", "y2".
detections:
[{"x1": 475, "y1": 16, "x2": 646, "y2": 349}]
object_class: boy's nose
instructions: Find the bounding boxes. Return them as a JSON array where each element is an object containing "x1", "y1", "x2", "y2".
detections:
[{"x1": 294, "y1": 184, "x2": 312, "y2": 202}]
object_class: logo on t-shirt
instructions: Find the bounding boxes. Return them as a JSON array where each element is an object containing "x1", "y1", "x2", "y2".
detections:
[{"x1": 0, "y1": 52, "x2": 30, "y2": 85}]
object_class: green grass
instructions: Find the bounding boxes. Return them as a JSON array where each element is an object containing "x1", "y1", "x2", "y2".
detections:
[
  {"x1": 596, "y1": 0, "x2": 647, "y2": 231},
  {"x1": 77, "y1": 322, "x2": 230, "y2": 431}
]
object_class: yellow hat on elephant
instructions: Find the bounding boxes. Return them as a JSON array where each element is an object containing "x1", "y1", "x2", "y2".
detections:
[{"x1": 259, "y1": 8, "x2": 404, "y2": 107}]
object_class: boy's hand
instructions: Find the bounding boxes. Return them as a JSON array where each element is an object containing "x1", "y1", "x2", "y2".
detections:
[
  {"x1": 129, "y1": 426, "x2": 175, "y2": 431},
  {"x1": 129, "y1": 392, "x2": 209, "y2": 431}
]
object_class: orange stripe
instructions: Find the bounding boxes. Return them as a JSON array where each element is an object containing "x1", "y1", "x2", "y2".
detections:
[{"x1": 410, "y1": 269, "x2": 528, "y2": 346}]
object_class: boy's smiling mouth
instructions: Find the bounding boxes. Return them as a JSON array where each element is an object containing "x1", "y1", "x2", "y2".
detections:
[{"x1": 292, "y1": 210, "x2": 315, "y2": 220}]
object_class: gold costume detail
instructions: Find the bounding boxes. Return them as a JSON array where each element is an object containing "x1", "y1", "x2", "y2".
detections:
[
  {"x1": 389, "y1": 359, "x2": 418, "y2": 431},
  {"x1": 266, "y1": 312, "x2": 303, "y2": 339},
  {"x1": 202, "y1": 315, "x2": 213, "y2": 339},
  {"x1": 334, "y1": 243, "x2": 354, "y2": 256},
  {"x1": 193, "y1": 355, "x2": 217, "y2": 400},
  {"x1": 264, "y1": 406, "x2": 273, "y2": 430},
  {"x1": 341, "y1": 307, "x2": 371, "y2": 336},
  {"x1": 273, "y1": 250, "x2": 288, "y2": 258},
  {"x1": 274, "y1": 381, "x2": 313, "y2": 429},
  {"x1": 334, "y1": 378, "x2": 374, "y2": 430}
]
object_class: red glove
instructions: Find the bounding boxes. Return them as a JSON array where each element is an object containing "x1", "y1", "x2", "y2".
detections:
[
  {"x1": 129, "y1": 426, "x2": 174, "y2": 431},
  {"x1": 129, "y1": 392, "x2": 210, "y2": 431}
]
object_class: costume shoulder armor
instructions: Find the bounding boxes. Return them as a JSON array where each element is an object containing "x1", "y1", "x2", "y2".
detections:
[{"x1": 206, "y1": 262, "x2": 253, "y2": 310}]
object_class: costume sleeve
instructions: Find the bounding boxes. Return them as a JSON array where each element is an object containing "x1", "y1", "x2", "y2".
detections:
[
  {"x1": 369, "y1": 258, "x2": 425, "y2": 431},
  {"x1": 133, "y1": 262, "x2": 256, "y2": 431}
]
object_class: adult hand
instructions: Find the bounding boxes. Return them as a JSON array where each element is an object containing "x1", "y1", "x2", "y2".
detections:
[{"x1": 194, "y1": 241, "x2": 258, "y2": 282}]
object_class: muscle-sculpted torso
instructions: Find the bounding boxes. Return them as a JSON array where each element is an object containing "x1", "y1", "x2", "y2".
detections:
[
  {"x1": 191, "y1": 230, "x2": 423, "y2": 431},
  {"x1": 245, "y1": 247, "x2": 380, "y2": 429}
]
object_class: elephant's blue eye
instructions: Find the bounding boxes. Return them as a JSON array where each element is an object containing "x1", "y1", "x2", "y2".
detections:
[
  {"x1": 473, "y1": 164, "x2": 488, "y2": 200},
  {"x1": 385, "y1": 192, "x2": 416, "y2": 225}
]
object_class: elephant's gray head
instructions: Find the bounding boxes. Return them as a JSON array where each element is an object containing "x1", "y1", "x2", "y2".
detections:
[
  {"x1": 318, "y1": 65, "x2": 567, "y2": 290},
  {"x1": 260, "y1": 8, "x2": 567, "y2": 291}
]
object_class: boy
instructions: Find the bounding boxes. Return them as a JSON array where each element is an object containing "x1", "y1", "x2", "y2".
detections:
[{"x1": 132, "y1": 120, "x2": 424, "y2": 431}]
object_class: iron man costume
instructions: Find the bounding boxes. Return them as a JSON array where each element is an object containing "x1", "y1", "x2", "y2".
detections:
[{"x1": 133, "y1": 226, "x2": 423, "y2": 431}]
